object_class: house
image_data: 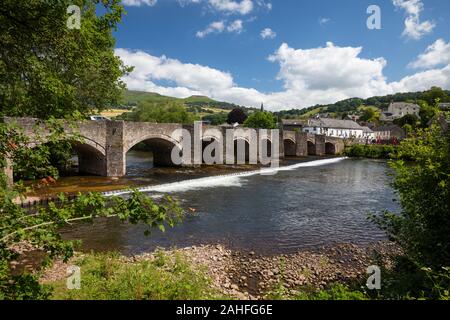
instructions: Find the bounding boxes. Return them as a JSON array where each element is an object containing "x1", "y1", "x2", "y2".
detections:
[
  {"x1": 345, "y1": 114, "x2": 360, "y2": 122},
  {"x1": 282, "y1": 119, "x2": 306, "y2": 131},
  {"x1": 380, "y1": 102, "x2": 420, "y2": 122},
  {"x1": 373, "y1": 125, "x2": 405, "y2": 140},
  {"x1": 302, "y1": 118, "x2": 365, "y2": 138},
  {"x1": 361, "y1": 127, "x2": 376, "y2": 141}
]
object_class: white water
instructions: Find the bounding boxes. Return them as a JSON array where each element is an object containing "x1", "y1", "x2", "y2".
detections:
[{"x1": 103, "y1": 157, "x2": 347, "y2": 196}]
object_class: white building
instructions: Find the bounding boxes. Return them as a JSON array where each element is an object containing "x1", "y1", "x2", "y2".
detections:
[
  {"x1": 380, "y1": 102, "x2": 420, "y2": 122},
  {"x1": 361, "y1": 126, "x2": 376, "y2": 140},
  {"x1": 302, "y1": 118, "x2": 365, "y2": 139}
]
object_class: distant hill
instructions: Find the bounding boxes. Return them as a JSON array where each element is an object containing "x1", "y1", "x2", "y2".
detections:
[
  {"x1": 275, "y1": 88, "x2": 450, "y2": 119},
  {"x1": 120, "y1": 88, "x2": 450, "y2": 121},
  {"x1": 123, "y1": 90, "x2": 256, "y2": 112}
]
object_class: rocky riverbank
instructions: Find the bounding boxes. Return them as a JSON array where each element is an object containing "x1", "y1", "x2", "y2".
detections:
[{"x1": 41, "y1": 241, "x2": 401, "y2": 300}]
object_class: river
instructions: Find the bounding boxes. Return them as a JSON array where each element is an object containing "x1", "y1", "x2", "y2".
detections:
[{"x1": 57, "y1": 151, "x2": 399, "y2": 255}]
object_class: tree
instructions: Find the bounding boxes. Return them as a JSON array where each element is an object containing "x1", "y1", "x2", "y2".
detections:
[
  {"x1": 120, "y1": 101, "x2": 196, "y2": 124},
  {"x1": 359, "y1": 108, "x2": 380, "y2": 123},
  {"x1": 243, "y1": 111, "x2": 278, "y2": 129},
  {"x1": 0, "y1": 0, "x2": 131, "y2": 119},
  {"x1": 393, "y1": 114, "x2": 420, "y2": 128},
  {"x1": 0, "y1": 1, "x2": 184, "y2": 300},
  {"x1": 227, "y1": 108, "x2": 248, "y2": 125},
  {"x1": 373, "y1": 121, "x2": 450, "y2": 298},
  {"x1": 418, "y1": 100, "x2": 440, "y2": 128},
  {"x1": 420, "y1": 87, "x2": 449, "y2": 106},
  {"x1": 0, "y1": 121, "x2": 183, "y2": 299},
  {"x1": 202, "y1": 112, "x2": 228, "y2": 125}
]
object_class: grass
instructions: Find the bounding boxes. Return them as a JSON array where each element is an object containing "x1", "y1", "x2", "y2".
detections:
[
  {"x1": 48, "y1": 251, "x2": 227, "y2": 300},
  {"x1": 267, "y1": 282, "x2": 369, "y2": 300},
  {"x1": 293, "y1": 284, "x2": 368, "y2": 300},
  {"x1": 100, "y1": 109, "x2": 129, "y2": 118}
]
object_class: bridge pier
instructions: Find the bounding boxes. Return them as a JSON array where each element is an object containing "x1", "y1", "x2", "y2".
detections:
[
  {"x1": 314, "y1": 135, "x2": 326, "y2": 156},
  {"x1": 295, "y1": 132, "x2": 308, "y2": 156},
  {"x1": 105, "y1": 121, "x2": 126, "y2": 177}
]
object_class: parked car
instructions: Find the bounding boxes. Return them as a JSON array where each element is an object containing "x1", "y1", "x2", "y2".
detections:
[{"x1": 89, "y1": 115, "x2": 110, "y2": 121}]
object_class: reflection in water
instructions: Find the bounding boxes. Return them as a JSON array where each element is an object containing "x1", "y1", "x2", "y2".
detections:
[{"x1": 61, "y1": 158, "x2": 399, "y2": 256}]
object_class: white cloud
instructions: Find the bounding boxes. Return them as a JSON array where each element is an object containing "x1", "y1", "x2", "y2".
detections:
[
  {"x1": 227, "y1": 20, "x2": 244, "y2": 33},
  {"x1": 178, "y1": 0, "x2": 271, "y2": 15},
  {"x1": 208, "y1": 0, "x2": 254, "y2": 15},
  {"x1": 409, "y1": 39, "x2": 450, "y2": 69},
  {"x1": 196, "y1": 20, "x2": 243, "y2": 38},
  {"x1": 115, "y1": 48, "x2": 234, "y2": 95},
  {"x1": 196, "y1": 21, "x2": 225, "y2": 38},
  {"x1": 122, "y1": 0, "x2": 157, "y2": 6},
  {"x1": 319, "y1": 17, "x2": 330, "y2": 26},
  {"x1": 116, "y1": 42, "x2": 450, "y2": 111},
  {"x1": 393, "y1": 0, "x2": 435, "y2": 40},
  {"x1": 260, "y1": 28, "x2": 276, "y2": 39}
]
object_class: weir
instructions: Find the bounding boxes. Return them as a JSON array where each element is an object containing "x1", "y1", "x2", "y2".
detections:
[{"x1": 102, "y1": 157, "x2": 347, "y2": 197}]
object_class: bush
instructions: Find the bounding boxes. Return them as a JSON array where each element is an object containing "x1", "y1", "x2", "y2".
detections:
[
  {"x1": 243, "y1": 111, "x2": 278, "y2": 129},
  {"x1": 372, "y1": 124, "x2": 450, "y2": 299},
  {"x1": 344, "y1": 145, "x2": 397, "y2": 159}
]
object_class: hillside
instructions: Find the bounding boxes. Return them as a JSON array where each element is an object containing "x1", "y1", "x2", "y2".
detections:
[
  {"x1": 275, "y1": 87, "x2": 450, "y2": 119},
  {"x1": 123, "y1": 90, "x2": 255, "y2": 112},
  {"x1": 115, "y1": 87, "x2": 450, "y2": 122}
]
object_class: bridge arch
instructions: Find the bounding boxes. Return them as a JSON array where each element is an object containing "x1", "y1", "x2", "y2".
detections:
[
  {"x1": 126, "y1": 134, "x2": 182, "y2": 169},
  {"x1": 283, "y1": 138, "x2": 296, "y2": 157},
  {"x1": 307, "y1": 140, "x2": 316, "y2": 155},
  {"x1": 71, "y1": 141, "x2": 106, "y2": 176},
  {"x1": 325, "y1": 142, "x2": 337, "y2": 155}
]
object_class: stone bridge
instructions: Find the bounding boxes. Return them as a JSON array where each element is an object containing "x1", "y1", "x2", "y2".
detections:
[{"x1": 3, "y1": 118, "x2": 345, "y2": 183}]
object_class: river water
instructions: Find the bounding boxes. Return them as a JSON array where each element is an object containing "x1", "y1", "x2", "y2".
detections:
[{"x1": 59, "y1": 152, "x2": 399, "y2": 255}]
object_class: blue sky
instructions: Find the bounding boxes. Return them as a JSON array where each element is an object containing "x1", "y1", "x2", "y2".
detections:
[{"x1": 113, "y1": 0, "x2": 450, "y2": 110}]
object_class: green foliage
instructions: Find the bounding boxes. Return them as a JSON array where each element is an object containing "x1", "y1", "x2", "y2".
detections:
[
  {"x1": 421, "y1": 87, "x2": 449, "y2": 106},
  {"x1": 123, "y1": 91, "x2": 255, "y2": 112},
  {"x1": 267, "y1": 283, "x2": 368, "y2": 300},
  {"x1": 393, "y1": 114, "x2": 420, "y2": 129},
  {"x1": 371, "y1": 123, "x2": 450, "y2": 299},
  {"x1": 344, "y1": 145, "x2": 397, "y2": 159},
  {"x1": 359, "y1": 108, "x2": 380, "y2": 122},
  {"x1": 243, "y1": 111, "x2": 278, "y2": 129},
  {"x1": 374, "y1": 126, "x2": 450, "y2": 269},
  {"x1": 119, "y1": 101, "x2": 197, "y2": 124},
  {"x1": 202, "y1": 112, "x2": 228, "y2": 125},
  {"x1": 0, "y1": 121, "x2": 184, "y2": 300},
  {"x1": 49, "y1": 252, "x2": 223, "y2": 300},
  {"x1": 294, "y1": 284, "x2": 368, "y2": 300},
  {"x1": 227, "y1": 108, "x2": 248, "y2": 124},
  {"x1": 0, "y1": 0, "x2": 131, "y2": 119},
  {"x1": 418, "y1": 100, "x2": 440, "y2": 128}
]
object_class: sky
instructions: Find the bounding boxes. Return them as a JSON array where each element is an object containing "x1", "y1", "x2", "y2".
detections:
[{"x1": 113, "y1": 0, "x2": 450, "y2": 111}]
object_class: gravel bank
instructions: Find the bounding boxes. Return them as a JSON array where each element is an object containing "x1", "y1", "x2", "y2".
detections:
[{"x1": 40, "y1": 241, "x2": 401, "y2": 300}]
